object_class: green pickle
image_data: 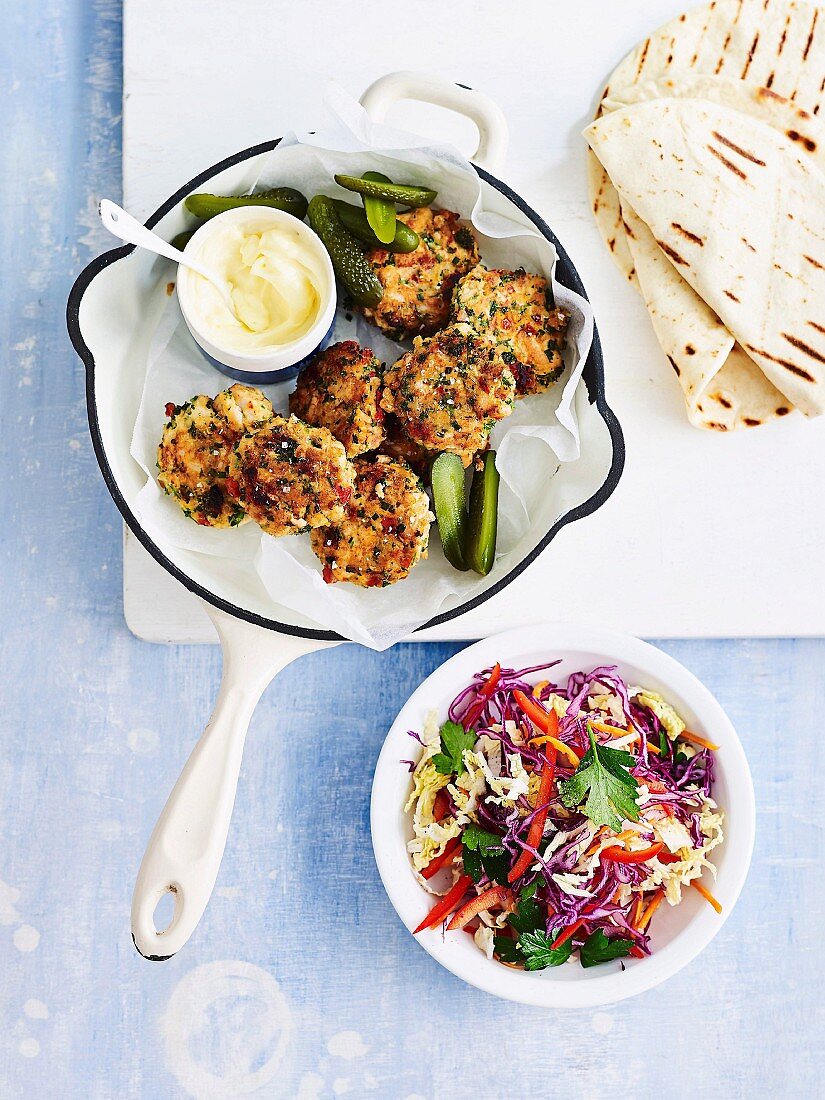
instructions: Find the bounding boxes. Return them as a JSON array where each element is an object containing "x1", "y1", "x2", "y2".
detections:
[
  {"x1": 307, "y1": 195, "x2": 383, "y2": 308},
  {"x1": 333, "y1": 173, "x2": 437, "y2": 208},
  {"x1": 431, "y1": 453, "x2": 468, "y2": 571},
  {"x1": 170, "y1": 229, "x2": 195, "y2": 251},
  {"x1": 466, "y1": 451, "x2": 500, "y2": 576},
  {"x1": 361, "y1": 171, "x2": 397, "y2": 246},
  {"x1": 332, "y1": 201, "x2": 419, "y2": 252},
  {"x1": 183, "y1": 187, "x2": 308, "y2": 222}
]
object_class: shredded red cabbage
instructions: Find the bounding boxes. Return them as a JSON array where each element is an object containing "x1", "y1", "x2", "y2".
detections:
[{"x1": 406, "y1": 659, "x2": 720, "y2": 969}]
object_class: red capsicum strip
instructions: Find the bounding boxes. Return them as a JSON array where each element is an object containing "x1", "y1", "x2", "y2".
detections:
[
  {"x1": 550, "y1": 918, "x2": 585, "y2": 951},
  {"x1": 413, "y1": 875, "x2": 473, "y2": 934},
  {"x1": 550, "y1": 897, "x2": 606, "y2": 951},
  {"x1": 446, "y1": 884, "x2": 513, "y2": 931},
  {"x1": 461, "y1": 663, "x2": 502, "y2": 729},
  {"x1": 513, "y1": 689, "x2": 558, "y2": 737},
  {"x1": 600, "y1": 842, "x2": 665, "y2": 864},
  {"x1": 657, "y1": 851, "x2": 681, "y2": 865},
  {"x1": 420, "y1": 837, "x2": 461, "y2": 881},
  {"x1": 432, "y1": 788, "x2": 451, "y2": 823},
  {"x1": 507, "y1": 747, "x2": 557, "y2": 884}
]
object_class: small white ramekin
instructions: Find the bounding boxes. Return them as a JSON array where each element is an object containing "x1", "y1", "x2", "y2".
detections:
[
  {"x1": 176, "y1": 206, "x2": 337, "y2": 385},
  {"x1": 371, "y1": 623, "x2": 755, "y2": 1008}
]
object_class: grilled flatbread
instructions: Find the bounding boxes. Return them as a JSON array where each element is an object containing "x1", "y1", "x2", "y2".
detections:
[
  {"x1": 589, "y1": 0, "x2": 825, "y2": 286},
  {"x1": 619, "y1": 202, "x2": 791, "y2": 430},
  {"x1": 585, "y1": 98, "x2": 825, "y2": 415},
  {"x1": 599, "y1": 76, "x2": 825, "y2": 428}
]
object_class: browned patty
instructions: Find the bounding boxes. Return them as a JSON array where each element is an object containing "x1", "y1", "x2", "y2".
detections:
[
  {"x1": 451, "y1": 265, "x2": 569, "y2": 396},
  {"x1": 380, "y1": 323, "x2": 516, "y2": 467},
  {"x1": 310, "y1": 456, "x2": 432, "y2": 587},
  {"x1": 374, "y1": 415, "x2": 436, "y2": 477},
  {"x1": 227, "y1": 416, "x2": 355, "y2": 537},
  {"x1": 289, "y1": 340, "x2": 385, "y2": 458},
  {"x1": 157, "y1": 385, "x2": 273, "y2": 527},
  {"x1": 361, "y1": 208, "x2": 479, "y2": 341}
]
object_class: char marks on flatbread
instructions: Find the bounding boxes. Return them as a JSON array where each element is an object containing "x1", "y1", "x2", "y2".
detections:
[
  {"x1": 596, "y1": 73, "x2": 825, "y2": 427},
  {"x1": 585, "y1": 99, "x2": 825, "y2": 416},
  {"x1": 589, "y1": 0, "x2": 825, "y2": 285}
]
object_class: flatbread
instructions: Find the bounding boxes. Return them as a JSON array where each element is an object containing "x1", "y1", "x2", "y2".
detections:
[
  {"x1": 585, "y1": 98, "x2": 825, "y2": 415},
  {"x1": 621, "y1": 201, "x2": 792, "y2": 429},
  {"x1": 603, "y1": 76, "x2": 825, "y2": 428},
  {"x1": 589, "y1": 0, "x2": 825, "y2": 284}
]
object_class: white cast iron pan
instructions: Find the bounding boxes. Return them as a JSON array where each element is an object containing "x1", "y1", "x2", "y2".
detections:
[{"x1": 67, "y1": 72, "x2": 624, "y2": 959}]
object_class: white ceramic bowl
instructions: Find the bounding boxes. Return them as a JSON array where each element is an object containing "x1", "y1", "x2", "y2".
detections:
[
  {"x1": 371, "y1": 623, "x2": 755, "y2": 1007},
  {"x1": 176, "y1": 206, "x2": 337, "y2": 385}
]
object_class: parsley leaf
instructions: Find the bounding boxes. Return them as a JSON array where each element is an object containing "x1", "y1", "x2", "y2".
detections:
[
  {"x1": 558, "y1": 726, "x2": 640, "y2": 831},
  {"x1": 519, "y1": 875, "x2": 545, "y2": 902},
  {"x1": 432, "y1": 720, "x2": 476, "y2": 776},
  {"x1": 462, "y1": 824, "x2": 503, "y2": 854},
  {"x1": 579, "y1": 929, "x2": 634, "y2": 968},
  {"x1": 462, "y1": 824, "x2": 509, "y2": 885},
  {"x1": 518, "y1": 930, "x2": 573, "y2": 971},
  {"x1": 507, "y1": 897, "x2": 545, "y2": 936},
  {"x1": 493, "y1": 935, "x2": 521, "y2": 963}
]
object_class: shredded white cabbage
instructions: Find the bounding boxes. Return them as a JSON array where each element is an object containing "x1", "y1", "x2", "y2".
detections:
[
  {"x1": 552, "y1": 872, "x2": 595, "y2": 898},
  {"x1": 544, "y1": 693, "x2": 570, "y2": 718},
  {"x1": 588, "y1": 691, "x2": 625, "y2": 725},
  {"x1": 633, "y1": 689, "x2": 686, "y2": 740},
  {"x1": 474, "y1": 924, "x2": 495, "y2": 959},
  {"x1": 643, "y1": 801, "x2": 725, "y2": 904},
  {"x1": 463, "y1": 749, "x2": 529, "y2": 807},
  {"x1": 404, "y1": 754, "x2": 462, "y2": 871}
]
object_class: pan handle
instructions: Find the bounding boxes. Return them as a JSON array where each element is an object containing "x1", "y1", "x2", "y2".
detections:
[
  {"x1": 131, "y1": 607, "x2": 339, "y2": 959},
  {"x1": 359, "y1": 71, "x2": 508, "y2": 175}
]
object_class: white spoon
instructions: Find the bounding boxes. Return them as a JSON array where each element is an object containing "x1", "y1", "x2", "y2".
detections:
[{"x1": 99, "y1": 199, "x2": 237, "y2": 316}]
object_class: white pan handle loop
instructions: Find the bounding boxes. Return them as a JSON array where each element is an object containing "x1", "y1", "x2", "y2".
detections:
[
  {"x1": 360, "y1": 71, "x2": 508, "y2": 175},
  {"x1": 131, "y1": 607, "x2": 337, "y2": 959}
]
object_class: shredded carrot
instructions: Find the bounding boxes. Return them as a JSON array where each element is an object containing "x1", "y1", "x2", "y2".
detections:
[
  {"x1": 589, "y1": 719, "x2": 630, "y2": 738},
  {"x1": 630, "y1": 894, "x2": 644, "y2": 928},
  {"x1": 589, "y1": 719, "x2": 660, "y2": 755},
  {"x1": 529, "y1": 735, "x2": 580, "y2": 767},
  {"x1": 692, "y1": 880, "x2": 723, "y2": 913},
  {"x1": 681, "y1": 730, "x2": 721, "y2": 752},
  {"x1": 532, "y1": 680, "x2": 549, "y2": 700},
  {"x1": 636, "y1": 890, "x2": 665, "y2": 931}
]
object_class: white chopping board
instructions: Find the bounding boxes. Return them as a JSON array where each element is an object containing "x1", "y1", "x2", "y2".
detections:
[{"x1": 121, "y1": 0, "x2": 825, "y2": 644}]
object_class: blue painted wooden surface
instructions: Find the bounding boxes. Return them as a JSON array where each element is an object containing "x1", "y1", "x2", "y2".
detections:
[{"x1": 0, "y1": 3, "x2": 822, "y2": 1096}]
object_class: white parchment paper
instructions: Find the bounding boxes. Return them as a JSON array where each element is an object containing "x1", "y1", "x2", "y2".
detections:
[{"x1": 130, "y1": 86, "x2": 595, "y2": 650}]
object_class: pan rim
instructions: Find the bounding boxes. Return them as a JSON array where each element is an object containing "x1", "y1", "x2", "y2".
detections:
[{"x1": 67, "y1": 138, "x2": 625, "y2": 642}]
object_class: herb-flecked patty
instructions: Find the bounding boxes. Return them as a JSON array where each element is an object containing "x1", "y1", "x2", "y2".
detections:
[
  {"x1": 374, "y1": 415, "x2": 436, "y2": 477},
  {"x1": 380, "y1": 323, "x2": 516, "y2": 467},
  {"x1": 228, "y1": 416, "x2": 355, "y2": 537},
  {"x1": 157, "y1": 385, "x2": 273, "y2": 527},
  {"x1": 288, "y1": 341, "x2": 385, "y2": 458},
  {"x1": 451, "y1": 265, "x2": 569, "y2": 396},
  {"x1": 212, "y1": 383, "x2": 276, "y2": 434},
  {"x1": 361, "y1": 208, "x2": 479, "y2": 341},
  {"x1": 310, "y1": 456, "x2": 433, "y2": 587}
]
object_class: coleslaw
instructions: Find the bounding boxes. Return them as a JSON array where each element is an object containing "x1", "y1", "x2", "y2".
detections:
[{"x1": 404, "y1": 659, "x2": 724, "y2": 970}]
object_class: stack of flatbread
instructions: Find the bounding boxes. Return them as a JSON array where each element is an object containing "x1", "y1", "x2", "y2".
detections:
[{"x1": 585, "y1": 0, "x2": 825, "y2": 431}]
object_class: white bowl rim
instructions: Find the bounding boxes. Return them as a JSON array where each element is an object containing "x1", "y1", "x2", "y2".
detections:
[
  {"x1": 176, "y1": 205, "x2": 336, "y2": 367},
  {"x1": 370, "y1": 622, "x2": 756, "y2": 1008}
]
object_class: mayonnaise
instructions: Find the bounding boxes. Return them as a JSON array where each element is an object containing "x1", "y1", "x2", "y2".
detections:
[{"x1": 188, "y1": 222, "x2": 326, "y2": 350}]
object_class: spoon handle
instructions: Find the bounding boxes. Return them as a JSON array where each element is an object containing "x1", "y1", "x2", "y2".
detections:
[
  {"x1": 99, "y1": 199, "x2": 233, "y2": 309},
  {"x1": 99, "y1": 199, "x2": 187, "y2": 265}
]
